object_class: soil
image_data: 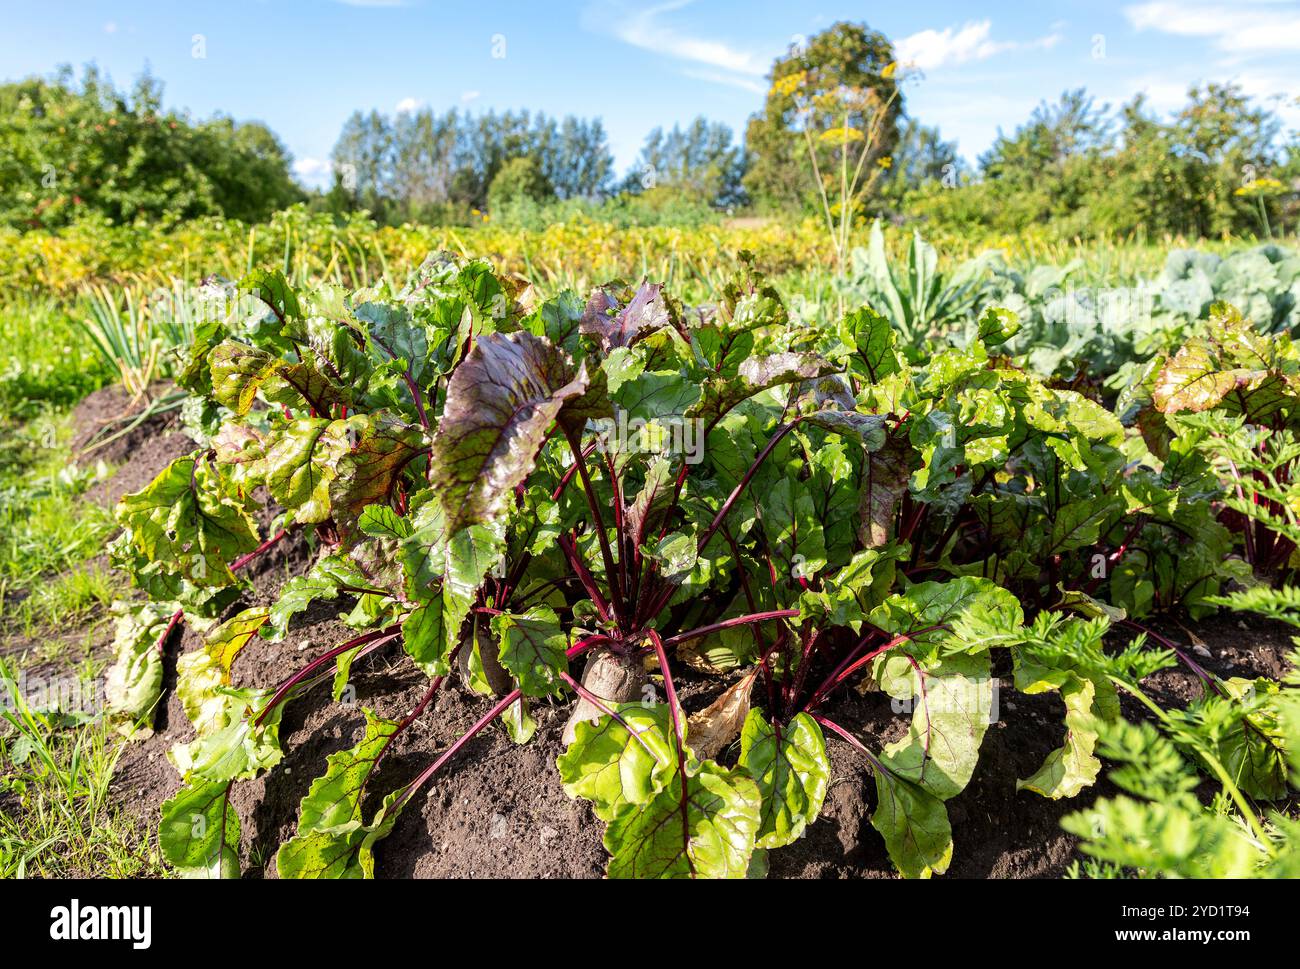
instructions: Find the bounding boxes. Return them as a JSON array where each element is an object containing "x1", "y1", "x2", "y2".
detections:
[
  {"x1": 72, "y1": 383, "x2": 195, "y2": 507},
  {"x1": 5, "y1": 385, "x2": 1295, "y2": 879}
]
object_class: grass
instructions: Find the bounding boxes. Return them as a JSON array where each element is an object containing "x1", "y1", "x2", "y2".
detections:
[
  {"x1": 0, "y1": 657, "x2": 167, "y2": 878},
  {"x1": 0, "y1": 295, "x2": 110, "y2": 416},
  {"x1": 0, "y1": 408, "x2": 120, "y2": 639}
]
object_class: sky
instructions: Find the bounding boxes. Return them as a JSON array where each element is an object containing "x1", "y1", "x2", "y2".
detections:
[{"x1": 3, "y1": 0, "x2": 1300, "y2": 189}]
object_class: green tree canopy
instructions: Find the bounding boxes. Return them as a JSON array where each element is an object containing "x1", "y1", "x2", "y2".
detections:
[
  {"x1": 625, "y1": 117, "x2": 747, "y2": 207},
  {"x1": 330, "y1": 106, "x2": 614, "y2": 223},
  {"x1": 0, "y1": 65, "x2": 302, "y2": 229}
]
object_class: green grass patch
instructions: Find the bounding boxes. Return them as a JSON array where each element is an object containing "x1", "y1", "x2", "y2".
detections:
[
  {"x1": 0, "y1": 295, "x2": 110, "y2": 415},
  {"x1": 0, "y1": 409, "x2": 119, "y2": 634},
  {"x1": 0, "y1": 658, "x2": 165, "y2": 878}
]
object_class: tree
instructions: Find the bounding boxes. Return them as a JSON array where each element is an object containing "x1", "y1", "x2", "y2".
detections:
[
  {"x1": 886, "y1": 119, "x2": 962, "y2": 194},
  {"x1": 487, "y1": 155, "x2": 552, "y2": 212},
  {"x1": 0, "y1": 66, "x2": 302, "y2": 229},
  {"x1": 743, "y1": 22, "x2": 903, "y2": 212},
  {"x1": 328, "y1": 105, "x2": 614, "y2": 223},
  {"x1": 908, "y1": 82, "x2": 1296, "y2": 240},
  {"x1": 981, "y1": 89, "x2": 1113, "y2": 180},
  {"x1": 331, "y1": 109, "x2": 396, "y2": 221},
  {"x1": 627, "y1": 117, "x2": 746, "y2": 207}
]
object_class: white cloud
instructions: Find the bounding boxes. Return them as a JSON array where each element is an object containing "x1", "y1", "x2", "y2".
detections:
[
  {"x1": 1126, "y1": 2, "x2": 1300, "y2": 53},
  {"x1": 395, "y1": 96, "x2": 424, "y2": 113},
  {"x1": 334, "y1": 0, "x2": 408, "y2": 7},
  {"x1": 460, "y1": 90, "x2": 481, "y2": 104},
  {"x1": 895, "y1": 20, "x2": 1062, "y2": 71},
  {"x1": 293, "y1": 157, "x2": 333, "y2": 189},
  {"x1": 103, "y1": 21, "x2": 118, "y2": 34},
  {"x1": 587, "y1": 0, "x2": 769, "y2": 92}
]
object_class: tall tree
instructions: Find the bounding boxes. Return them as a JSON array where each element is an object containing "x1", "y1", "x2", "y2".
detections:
[
  {"x1": 629, "y1": 117, "x2": 746, "y2": 207},
  {"x1": 743, "y1": 22, "x2": 903, "y2": 212},
  {"x1": 888, "y1": 119, "x2": 962, "y2": 192},
  {"x1": 330, "y1": 105, "x2": 614, "y2": 221}
]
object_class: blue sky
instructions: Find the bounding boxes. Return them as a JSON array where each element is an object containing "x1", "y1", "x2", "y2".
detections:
[{"x1": 4, "y1": 1, "x2": 1300, "y2": 188}]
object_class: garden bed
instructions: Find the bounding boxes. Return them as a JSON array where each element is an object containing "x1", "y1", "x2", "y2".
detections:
[{"x1": 7, "y1": 386, "x2": 1285, "y2": 878}]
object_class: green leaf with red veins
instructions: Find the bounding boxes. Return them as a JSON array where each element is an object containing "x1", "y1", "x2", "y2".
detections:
[
  {"x1": 290, "y1": 708, "x2": 399, "y2": 835},
  {"x1": 871, "y1": 767, "x2": 953, "y2": 879},
  {"x1": 431, "y1": 331, "x2": 589, "y2": 534},
  {"x1": 604, "y1": 761, "x2": 761, "y2": 879},
  {"x1": 399, "y1": 498, "x2": 506, "y2": 677},
  {"x1": 185, "y1": 608, "x2": 271, "y2": 705},
  {"x1": 558, "y1": 703, "x2": 677, "y2": 822},
  {"x1": 159, "y1": 779, "x2": 241, "y2": 879},
  {"x1": 764, "y1": 477, "x2": 826, "y2": 582},
  {"x1": 116, "y1": 453, "x2": 260, "y2": 588},
  {"x1": 975, "y1": 305, "x2": 1020, "y2": 347},
  {"x1": 1153, "y1": 302, "x2": 1299, "y2": 420},
  {"x1": 625, "y1": 456, "x2": 676, "y2": 547},
  {"x1": 261, "y1": 417, "x2": 354, "y2": 525},
  {"x1": 356, "y1": 301, "x2": 430, "y2": 384},
  {"x1": 612, "y1": 370, "x2": 702, "y2": 422},
  {"x1": 872, "y1": 651, "x2": 993, "y2": 801},
  {"x1": 738, "y1": 711, "x2": 829, "y2": 849},
  {"x1": 328, "y1": 412, "x2": 431, "y2": 543},
  {"x1": 491, "y1": 606, "x2": 568, "y2": 697},
  {"x1": 241, "y1": 267, "x2": 302, "y2": 323},
  {"x1": 262, "y1": 358, "x2": 350, "y2": 415},
  {"x1": 690, "y1": 351, "x2": 838, "y2": 429},
  {"x1": 170, "y1": 687, "x2": 284, "y2": 783},
  {"x1": 524, "y1": 290, "x2": 586, "y2": 356},
  {"x1": 840, "y1": 306, "x2": 902, "y2": 384},
  {"x1": 276, "y1": 789, "x2": 404, "y2": 880},
  {"x1": 210, "y1": 342, "x2": 281, "y2": 415}
]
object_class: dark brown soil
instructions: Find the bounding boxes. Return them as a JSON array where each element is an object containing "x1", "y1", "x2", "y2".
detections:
[
  {"x1": 71, "y1": 383, "x2": 194, "y2": 507},
  {"x1": 765, "y1": 611, "x2": 1295, "y2": 879},
  {"x1": 111, "y1": 609, "x2": 610, "y2": 879},
  {"x1": 10, "y1": 386, "x2": 1298, "y2": 879}
]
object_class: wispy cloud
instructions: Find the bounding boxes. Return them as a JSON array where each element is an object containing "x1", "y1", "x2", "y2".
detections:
[
  {"x1": 587, "y1": 0, "x2": 769, "y2": 92},
  {"x1": 895, "y1": 20, "x2": 1061, "y2": 71},
  {"x1": 681, "y1": 68, "x2": 764, "y2": 94},
  {"x1": 334, "y1": 0, "x2": 409, "y2": 7},
  {"x1": 1126, "y1": 2, "x2": 1300, "y2": 53},
  {"x1": 395, "y1": 96, "x2": 425, "y2": 113}
]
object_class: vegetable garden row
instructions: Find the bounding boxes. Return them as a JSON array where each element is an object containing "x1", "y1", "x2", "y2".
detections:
[{"x1": 100, "y1": 247, "x2": 1300, "y2": 878}]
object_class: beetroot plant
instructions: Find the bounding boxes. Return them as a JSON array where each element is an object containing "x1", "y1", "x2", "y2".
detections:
[{"x1": 103, "y1": 254, "x2": 1291, "y2": 879}]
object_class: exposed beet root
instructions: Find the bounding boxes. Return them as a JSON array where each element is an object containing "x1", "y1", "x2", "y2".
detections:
[{"x1": 561, "y1": 648, "x2": 648, "y2": 744}]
